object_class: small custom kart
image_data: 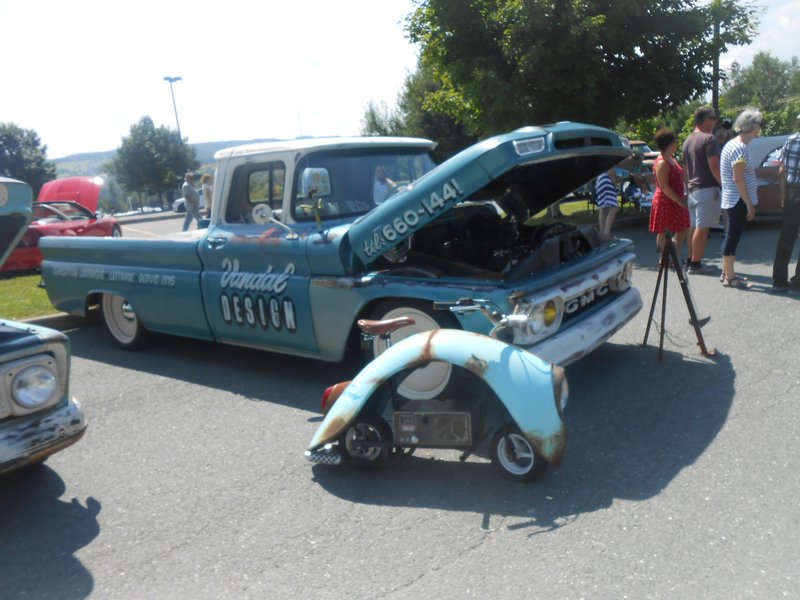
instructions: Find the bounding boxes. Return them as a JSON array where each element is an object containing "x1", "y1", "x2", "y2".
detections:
[{"x1": 306, "y1": 298, "x2": 568, "y2": 482}]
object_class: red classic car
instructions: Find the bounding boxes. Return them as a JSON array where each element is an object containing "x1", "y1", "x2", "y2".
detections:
[{"x1": 2, "y1": 177, "x2": 121, "y2": 272}]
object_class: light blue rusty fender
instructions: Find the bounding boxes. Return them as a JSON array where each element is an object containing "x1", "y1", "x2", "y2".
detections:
[{"x1": 308, "y1": 328, "x2": 567, "y2": 465}]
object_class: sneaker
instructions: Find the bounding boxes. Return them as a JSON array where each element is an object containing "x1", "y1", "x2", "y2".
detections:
[
  {"x1": 770, "y1": 283, "x2": 789, "y2": 293},
  {"x1": 687, "y1": 261, "x2": 706, "y2": 274}
]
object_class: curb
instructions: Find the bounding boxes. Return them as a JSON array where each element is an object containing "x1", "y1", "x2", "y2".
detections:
[{"x1": 23, "y1": 312, "x2": 87, "y2": 330}]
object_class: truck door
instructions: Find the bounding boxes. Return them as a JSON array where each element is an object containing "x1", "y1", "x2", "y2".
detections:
[{"x1": 198, "y1": 160, "x2": 319, "y2": 356}]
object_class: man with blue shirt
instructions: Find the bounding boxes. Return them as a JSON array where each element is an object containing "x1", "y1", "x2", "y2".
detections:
[{"x1": 770, "y1": 115, "x2": 800, "y2": 293}]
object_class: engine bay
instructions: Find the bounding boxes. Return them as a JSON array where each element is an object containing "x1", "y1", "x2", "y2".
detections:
[{"x1": 376, "y1": 185, "x2": 605, "y2": 281}]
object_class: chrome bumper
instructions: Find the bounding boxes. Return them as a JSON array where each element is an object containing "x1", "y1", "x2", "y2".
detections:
[
  {"x1": 0, "y1": 398, "x2": 87, "y2": 475},
  {"x1": 530, "y1": 287, "x2": 643, "y2": 366}
]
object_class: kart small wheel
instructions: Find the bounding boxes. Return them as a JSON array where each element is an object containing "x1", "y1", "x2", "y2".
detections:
[
  {"x1": 111, "y1": 226, "x2": 122, "y2": 238},
  {"x1": 491, "y1": 426, "x2": 548, "y2": 483},
  {"x1": 101, "y1": 294, "x2": 151, "y2": 350},
  {"x1": 339, "y1": 415, "x2": 393, "y2": 467}
]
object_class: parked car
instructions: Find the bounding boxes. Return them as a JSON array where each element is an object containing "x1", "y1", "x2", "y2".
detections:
[
  {"x1": 1, "y1": 199, "x2": 121, "y2": 272},
  {"x1": 0, "y1": 177, "x2": 87, "y2": 475},
  {"x1": 172, "y1": 190, "x2": 206, "y2": 213},
  {"x1": 750, "y1": 134, "x2": 791, "y2": 215}
]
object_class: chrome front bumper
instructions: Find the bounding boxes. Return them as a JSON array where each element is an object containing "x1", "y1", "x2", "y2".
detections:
[
  {"x1": 0, "y1": 397, "x2": 87, "y2": 475},
  {"x1": 530, "y1": 287, "x2": 643, "y2": 366}
]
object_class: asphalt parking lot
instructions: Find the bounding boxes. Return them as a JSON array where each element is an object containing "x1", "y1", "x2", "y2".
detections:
[{"x1": 3, "y1": 217, "x2": 798, "y2": 599}]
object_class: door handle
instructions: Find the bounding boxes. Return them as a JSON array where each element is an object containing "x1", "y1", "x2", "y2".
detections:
[{"x1": 206, "y1": 236, "x2": 227, "y2": 249}]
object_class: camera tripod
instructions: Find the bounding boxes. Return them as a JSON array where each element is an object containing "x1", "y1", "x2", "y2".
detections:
[{"x1": 642, "y1": 232, "x2": 715, "y2": 361}]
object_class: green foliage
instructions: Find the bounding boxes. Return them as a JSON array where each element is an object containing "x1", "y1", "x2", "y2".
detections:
[
  {"x1": 0, "y1": 123, "x2": 57, "y2": 196},
  {"x1": 106, "y1": 116, "x2": 199, "y2": 209},
  {"x1": 721, "y1": 52, "x2": 800, "y2": 113},
  {"x1": 360, "y1": 100, "x2": 405, "y2": 137},
  {"x1": 361, "y1": 62, "x2": 478, "y2": 160},
  {"x1": 704, "y1": 0, "x2": 760, "y2": 111},
  {"x1": 406, "y1": 0, "x2": 717, "y2": 137}
]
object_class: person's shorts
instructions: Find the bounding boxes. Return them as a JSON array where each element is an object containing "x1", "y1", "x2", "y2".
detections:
[{"x1": 687, "y1": 186, "x2": 721, "y2": 228}]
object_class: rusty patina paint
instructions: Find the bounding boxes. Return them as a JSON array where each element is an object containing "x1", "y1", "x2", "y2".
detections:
[
  {"x1": 316, "y1": 415, "x2": 349, "y2": 446},
  {"x1": 464, "y1": 354, "x2": 489, "y2": 377},
  {"x1": 310, "y1": 278, "x2": 355, "y2": 290},
  {"x1": 525, "y1": 427, "x2": 567, "y2": 466}
]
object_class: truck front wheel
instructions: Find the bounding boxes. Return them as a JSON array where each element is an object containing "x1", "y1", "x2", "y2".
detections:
[
  {"x1": 365, "y1": 299, "x2": 459, "y2": 401},
  {"x1": 101, "y1": 294, "x2": 151, "y2": 349}
]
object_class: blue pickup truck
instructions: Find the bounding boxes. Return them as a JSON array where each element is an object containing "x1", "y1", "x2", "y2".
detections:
[
  {"x1": 40, "y1": 124, "x2": 642, "y2": 399},
  {"x1": 1, "y1": 177, "x2": 86, "y2": 474}
]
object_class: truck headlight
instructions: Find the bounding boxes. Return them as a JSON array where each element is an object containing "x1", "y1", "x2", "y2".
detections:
[
  {"x1": 12, "y1": 365, "x2": 58, "y2": 409},
  {"x1": 511, "y1": 296, "x2": 563, "y2": 344}
]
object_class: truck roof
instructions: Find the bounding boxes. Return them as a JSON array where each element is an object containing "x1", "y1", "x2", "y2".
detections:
[{"x1": 214, "y1": 136, "x2": 437, "y2": 160}]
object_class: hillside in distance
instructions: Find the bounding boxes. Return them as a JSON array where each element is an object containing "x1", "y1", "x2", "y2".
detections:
[{"x1": 53, "y1": 138, "x2": 281, "y2": 177}]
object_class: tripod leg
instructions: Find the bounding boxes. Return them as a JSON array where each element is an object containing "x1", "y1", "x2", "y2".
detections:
[
  {"x1": 658, "y1": 241, "x2": 669, "y2": 362},
  {"x1": 667, "y1": 239, "x2": 715, "y2": 356},
  {"x1": 641, "y1": 243, "x2": 668, "y2": 347}
]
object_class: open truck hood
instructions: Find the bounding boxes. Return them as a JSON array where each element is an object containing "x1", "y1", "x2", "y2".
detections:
[
  {"x1": 37, "y1": 176, "x2": 103, "y2": 213},
  {"x1": 0, "y1": 177, "x2": 33, "y2": 268},
  {"x1": 347, "y1": 122, "x2": 630, "y2": 267}
]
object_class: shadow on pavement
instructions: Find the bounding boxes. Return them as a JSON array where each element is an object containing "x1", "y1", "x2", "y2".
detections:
[
  {"x1": 309, "y1": 342, "x2": 734, "y2": 533},
  {"x1": 0, "y1": 466, "x2": 100, "y2": 599}
]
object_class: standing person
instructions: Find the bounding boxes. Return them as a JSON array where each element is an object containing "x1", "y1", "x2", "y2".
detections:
[
  {"x1": 649, "y1": 128, "x2": 689, "y2": 259},
  {"x1": 683, "y1": 106, "x2": 722, "y2": 273},
  {"x1": 181, "y1": 172, "x2": 202, "y2": 231},
  {"x1": 719, "y1": 108, "x2": 762, "y2": 289},
  {"x1": 770, "y1": 115, "x2": 800, "y2": 293},
  {"x1": 201, "y1": 173, "x2": 214, "y2": 217},
  {"x1": 594, "y1": 167, "x2": 619, "y2": 236}
]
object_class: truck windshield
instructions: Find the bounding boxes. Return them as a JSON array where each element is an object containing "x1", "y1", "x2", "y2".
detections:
[{"x1": 292, "y1": 149, "x2": 437, "y2": 222}]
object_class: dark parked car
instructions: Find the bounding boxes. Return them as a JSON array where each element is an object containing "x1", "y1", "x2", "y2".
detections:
[
  {"x1": 751, "y1": 135, "x2": 791, "y2": 215},
  {"x1": 0, "y1": 177, "x2": 87, "y2": 474}
]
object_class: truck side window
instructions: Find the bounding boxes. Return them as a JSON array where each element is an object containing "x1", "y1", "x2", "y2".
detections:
[{"x1": 226, "y1": 162, "x2": 286, "y2": 223}]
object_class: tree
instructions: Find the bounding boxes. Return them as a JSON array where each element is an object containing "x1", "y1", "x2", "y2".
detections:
[
  {"x1": 721, "y1": 52, "x2": 799, "y2": 113},
  {"x1": 407, "y1": 0, "x2": 719, "y2": 138},
  {"x1": 705, "y1": 0, "x2": 760, "y2": 115},
  {"x1": 396, "y1": 61, "x2": 478, "y2": 160},
  {"x1": 106, "y1": 116, "x2": 198, "y2": 208},
  {"x1": 0, "y1": 122, "x2": 57, "y2": 196},
  {"x1": 361, "y1": 62, "x2": 478, "y2": 160},
  {"x1": 360, "y1": 100, "x2": 405, "y2": 137}
]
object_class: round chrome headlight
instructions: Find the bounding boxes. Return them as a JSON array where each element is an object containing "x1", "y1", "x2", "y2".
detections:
[{"x1": 12, "y1": 365, "x2": 58, "y2": 409}]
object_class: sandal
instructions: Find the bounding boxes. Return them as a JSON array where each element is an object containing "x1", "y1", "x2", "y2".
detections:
[
  {"x1": 720, "y1": 273, "x2": 748, "y2": 282},
  {"x1": 722, "y1": 276, "x2": 751, "y2": 289}
]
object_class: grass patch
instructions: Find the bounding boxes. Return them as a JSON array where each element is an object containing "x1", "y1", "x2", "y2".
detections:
[{"x1": 0, "y1": 272, "x2": 57, "y2": 320}]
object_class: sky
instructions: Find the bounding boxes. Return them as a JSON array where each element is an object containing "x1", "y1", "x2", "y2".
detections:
[{"x1": 2, "y1": 0, "x2": 798, "y2": 159}]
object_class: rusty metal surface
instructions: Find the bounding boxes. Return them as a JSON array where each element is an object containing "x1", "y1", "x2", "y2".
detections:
[
  {"x1": 0, "y1": 398, "x2": 87, "y2": 475},
  {"x1": 308, "y1": 328, "x2": 566, "y2": 463}
]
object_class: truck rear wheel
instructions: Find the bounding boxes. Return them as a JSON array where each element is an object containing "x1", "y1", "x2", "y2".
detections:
[{"x1": 101, "y1": 294, "x2": 151, "y2": 349}]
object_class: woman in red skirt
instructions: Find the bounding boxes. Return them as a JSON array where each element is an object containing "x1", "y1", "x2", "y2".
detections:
[{"x1": 649, "y1": 128, "x2": 690, "y2": 256}]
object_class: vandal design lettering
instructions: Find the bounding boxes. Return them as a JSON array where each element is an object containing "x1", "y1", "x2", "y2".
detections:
[
  {"x1": 220, "y1": 292, "x2": 297, "y2": 333},
  {"x1": 220, "y1": 258, "x2": 295, "y2": 293}
]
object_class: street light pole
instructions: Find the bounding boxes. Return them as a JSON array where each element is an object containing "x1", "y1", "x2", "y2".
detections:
[{"x1": 163, "y1": 76, "x2": 183, "y2": 142}]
